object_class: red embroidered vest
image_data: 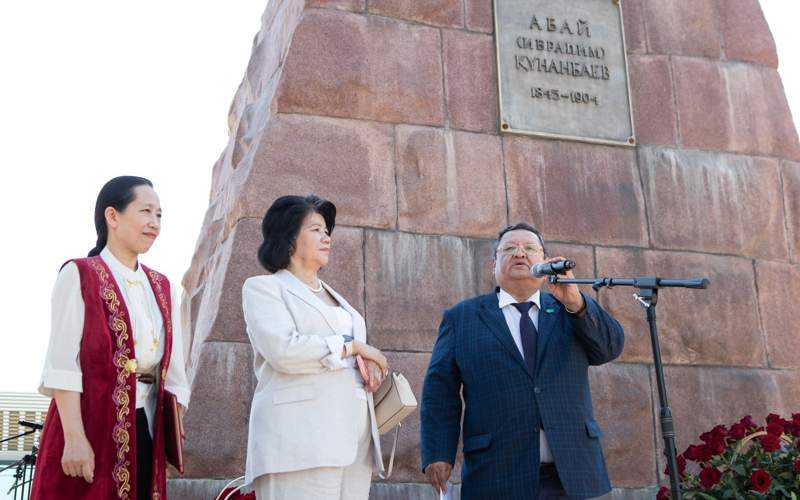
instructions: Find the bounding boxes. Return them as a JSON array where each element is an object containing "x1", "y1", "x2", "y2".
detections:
[{"x1": 31, "y1": 256, "x2": 174, "y2": 500}]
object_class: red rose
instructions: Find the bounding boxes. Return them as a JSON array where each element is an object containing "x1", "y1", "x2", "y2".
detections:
[
  {"x1": 695, "y1": 444, "x2": 713, "y2": 462},
  {"x1": 699, "y1": 431, "x2": 713, "y2": 443},
  {"x1": 663, "y1": 455, "x2": 686, "y2": 476},
  {"x1": 710, "y1": 424, "x2": 727, "y2": 440},
  {"x1": 729, "y1": 422, "x2": 746, "y2": 440},
  {"x1": 794, "y1": 459, "x2": 800, "y2": 473},
  {"x1": 683, "y1": 444, "x2": 699, "y2": 461},
  {"x1": 759, "y1": 433, "x2": 781, "y2": 452},
  {"x1": 750, "y1": 469, "x2": 771, "y2": 493},
  {"x1": 740, "y1": 415, "x2": 757, "y2": 430},
  {"x1": 792, "y1": 423, "x2": 800, "y2": 438},
  {"x1": 792, "y1": 412, "x2": 800, "y2": 426},
  {"x1": 699, "y1": 466, "x2": 722, "y2": 490},
  {"x1": 766, "y1": 422, "x2": 784, "y2": 437},
  {"x1": 656, "y1": 486, "x2": 670, "y2": 500},
  {"x1": 709, "y1": 437, "x2": 726, "y2": 455},
  {"x1": 766, "y1": 413, "x2": 784, "y2": 425}
]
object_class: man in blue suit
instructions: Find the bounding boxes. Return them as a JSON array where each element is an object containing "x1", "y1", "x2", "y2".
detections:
[{"x1": 420, "y1": 223, "x2": 624, "y2": 499}]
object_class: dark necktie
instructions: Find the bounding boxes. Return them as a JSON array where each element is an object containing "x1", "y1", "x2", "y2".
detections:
[{"x1": 512, "y1": 302, "x2": 538, "y2": 377}]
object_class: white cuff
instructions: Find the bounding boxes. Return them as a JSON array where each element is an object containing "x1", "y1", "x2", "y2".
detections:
[
  {"x1": 321, "y1": 335, "x2": 349, "y2": 370},
  {"x1": 39, "y1": 369, "x2": 83, "y2": 397},
  {"x1": 165, "y1": 384, "x2": 191, "y2": 409}
]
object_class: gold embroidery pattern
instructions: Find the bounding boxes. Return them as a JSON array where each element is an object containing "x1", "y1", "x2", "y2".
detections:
[
  {"x1": 146, "y1": 269, "x2": 170, "y2": 500},
  {"x1": 89, "y1": 259, "x2": 133, "y2": 500},
  {"x1": 146, "y1": 270, "x2": 172, "y2": 367}
]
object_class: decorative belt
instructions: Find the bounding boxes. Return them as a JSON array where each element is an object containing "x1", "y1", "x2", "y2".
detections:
[{"x1": 136, "y1": 372, "x2": 156, "y2": 384}]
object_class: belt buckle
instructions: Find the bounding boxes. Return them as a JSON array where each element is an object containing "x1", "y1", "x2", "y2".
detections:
[{"x1": 124, "y1": 358, "x2": 138, "y2": 374}]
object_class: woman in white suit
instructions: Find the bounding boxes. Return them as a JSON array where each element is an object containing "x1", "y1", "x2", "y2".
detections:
[{"x1": 242, "y1": 194, "x2": 389, "y2": 500}]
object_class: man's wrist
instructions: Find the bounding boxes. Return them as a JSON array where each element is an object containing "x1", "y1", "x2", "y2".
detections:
[{"x1": 564, "y1": 295, "x2": 586, "y2": 315}]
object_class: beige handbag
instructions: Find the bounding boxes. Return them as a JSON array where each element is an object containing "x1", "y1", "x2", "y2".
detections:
[{"x1": 374, "y1": 371, "x2": 417, "y2": 479}]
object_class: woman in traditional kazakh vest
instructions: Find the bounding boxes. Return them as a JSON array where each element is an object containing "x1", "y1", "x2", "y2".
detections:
[{"x1": 31, "y1": 176, "x2": 191, "y2": 500}]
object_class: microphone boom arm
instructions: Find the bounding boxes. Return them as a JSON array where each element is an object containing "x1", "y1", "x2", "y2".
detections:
[{"x1": 546, "y1": 274, "x2": 710, "y2": 500}]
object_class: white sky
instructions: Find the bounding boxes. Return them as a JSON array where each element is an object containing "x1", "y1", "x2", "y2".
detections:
[{"x1": 0, "y1": 2, "x2": 797, "y2": 394}]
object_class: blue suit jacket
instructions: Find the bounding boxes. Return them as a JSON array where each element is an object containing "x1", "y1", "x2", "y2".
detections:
[{"x1": 420, "y1": 291, "x2": 624, "y2": 499}]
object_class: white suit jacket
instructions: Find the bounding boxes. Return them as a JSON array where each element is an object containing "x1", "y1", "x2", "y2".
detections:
[{"x1": 242, "y1": 269, "x2": 383, "y2": 486}]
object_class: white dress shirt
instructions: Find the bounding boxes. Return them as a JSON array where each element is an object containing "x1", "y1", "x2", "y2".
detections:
[
  {"x1": 39, "y1": 247, "x2": 191, "y2": 436},
  {"x1": 497, "y1": 288, "x2": 554, "y2": 464}
]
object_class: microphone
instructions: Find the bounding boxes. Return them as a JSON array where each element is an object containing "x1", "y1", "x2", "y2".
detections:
[
  {"x1": 531, "y1": 259, "x2": 576, "y2": 277},
  {"x1": 19, "y1": 420, "x2": 43, "y2": 430}
]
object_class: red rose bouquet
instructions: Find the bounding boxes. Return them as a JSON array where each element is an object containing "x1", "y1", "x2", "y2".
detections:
[{"x1": 657, "y1": 413, "x2": 800, "y2": 499}]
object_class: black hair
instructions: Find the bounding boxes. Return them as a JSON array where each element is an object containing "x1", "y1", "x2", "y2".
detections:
[
  {"x1": 496, "y1": 222, "x2": 547, "y2": 256},
  {"x1": 257, "y1": 195, "x2": 337, "y2": 273},
  {"x1": 88, "y1": 176, "x2": 154, "y2": 257}
]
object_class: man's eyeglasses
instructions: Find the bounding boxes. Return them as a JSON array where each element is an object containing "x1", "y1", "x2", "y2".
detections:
[{"x1": 497, "y1": 244, "x2": 544, "y2": 256}]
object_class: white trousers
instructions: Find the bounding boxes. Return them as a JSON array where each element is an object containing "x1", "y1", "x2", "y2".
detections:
[{"x1": 253, "y1": 400, "x2": 373, "y2": 500}]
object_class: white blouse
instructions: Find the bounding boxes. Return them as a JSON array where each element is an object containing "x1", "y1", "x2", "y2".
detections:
[{"x1": 38, "y1": 247, "x2": 191, "y2": 436}]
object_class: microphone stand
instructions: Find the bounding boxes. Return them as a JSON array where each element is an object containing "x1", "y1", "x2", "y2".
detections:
[{"x1": 547, "y1": 274, "x2": 710, "y2": 500}]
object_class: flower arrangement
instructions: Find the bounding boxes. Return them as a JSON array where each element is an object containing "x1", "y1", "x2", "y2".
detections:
[{"x1": 657, "y1": 413, "x2": 800, "y2": 499}]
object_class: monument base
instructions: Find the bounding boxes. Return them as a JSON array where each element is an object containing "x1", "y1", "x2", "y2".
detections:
[{"x1": 167, "y1": 478, "x2": 658, "y2": 499}]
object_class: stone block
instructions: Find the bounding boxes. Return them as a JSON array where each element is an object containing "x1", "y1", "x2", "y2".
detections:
[
  {"x1": 368, "y1": 0, "x2": 463, "y2": 28},
  {"x1": 443, "y1": 30, "x2": 498, "y2": 133},
  {"x1": 661, "y1": 366, "x2": 800, "y2": 456},
  {"x1": 673, "y1": 59, "x2": 800, "y2": 159},
  {"x1": 277, "y1": 10, "x2": 444, "y2": 126},
  {"x1": 589, "y1": 363, "x2": 656, "y2": 488},
  {"x1": 370, "y1": 482, "x2": 455, "y2": 499},
  {"x1": 754, "y1": 261, "x2": 800, "y2": 369},
  {"x1": 464, "y1": 0, "x2": 493, "y2": 34},
  {"x1": 725, "y1": 64, "x2": 800, "y2": 160},
  {"x1": 320, "y1": 226, "x2": 366, "y2": 313},
  {"x1": 541, "y1": 242, "x2": 596, "y2": 298},
  {"x1": 307, "y1": 0, "x2": 365, "y2": 12},
  {"x1": 784, "y1": 162, "x2": 800, "y2": 261},
  {"x1": 621, "y1": 0, "x2": 647, "y2": 53},
  {"x1": 183, "y1": 342, "x2": 255, "y2": 478},
  {"x1": 628, "y1": 56, "x2": 677, "y2": 146},
  {"x1": 377, "y1": 352, "x2": 437, "y2": 482},
  {"x1": 190, "y1": 219, "x2": 263, "y2": 357},
  {"x1": 182, "y1": 210, "x2": 225, "y2": 294},
  {"x1": 672, "y1": 57, "x2": 731, "y2": 152},
  {"x1": 364, "y1": 231, "x2": 495, "y2": 350},
  {"x1": 167, "y1": 479, "x2": 234, "y2": 500},
  {"x1": 396, "y1": 126, "x2": 506, "y2": 238},
  {"x1": 596, "y1": 247, "x2": 766, "y2": 367},
  {"x1": 718, "y1": 0, "x2": 777, "y2": 67},
  {"x1": 643, "y1": 0, "x2": 721, "y2": 57},
  {"x1": 639, "y1": 147, "x2": 788, "y2": 260},
  {"x1": 240, "y1": 114, "x2": 396, "y2": 229},
  {"x1": 504, "y1": 138, "x2": 648, "y2": 247}
]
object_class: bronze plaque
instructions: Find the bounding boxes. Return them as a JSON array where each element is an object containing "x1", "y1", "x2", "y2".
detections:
[{"x1": 495, "y1": 0, "x2": 635, "y2": 146}]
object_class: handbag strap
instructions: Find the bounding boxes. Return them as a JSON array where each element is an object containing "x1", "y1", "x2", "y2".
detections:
[{"x1": 378, "y1": 422, "x2": 401, "y2": 480}]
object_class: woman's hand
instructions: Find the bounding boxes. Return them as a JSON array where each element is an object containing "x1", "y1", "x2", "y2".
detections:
[
  {"x1": 62, "y1": 434, "x2": 95, "y2": 483},
  {"x1": 353, "y1": 340, "x2": 388, "y2": 374},
  {"x1": 53, "y1": 389, "x2": 93, "y2": 483},
  {"x1": 363, "y1": 359, "x2": 386, "y2": 393}
]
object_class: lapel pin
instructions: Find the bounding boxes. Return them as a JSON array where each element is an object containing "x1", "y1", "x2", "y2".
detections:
[{"x1": 545, "y1": 307, "x2": 555, "y2": 314}]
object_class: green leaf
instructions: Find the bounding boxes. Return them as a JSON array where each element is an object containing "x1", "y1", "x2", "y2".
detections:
[{"x1": 729, "y1": 463, "x2": 746, "y2": 475}]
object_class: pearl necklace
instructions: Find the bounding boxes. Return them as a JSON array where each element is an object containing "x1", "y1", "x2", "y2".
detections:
[{"x1": 307, "y1": 279, "x2": 323, "y2": 293}]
